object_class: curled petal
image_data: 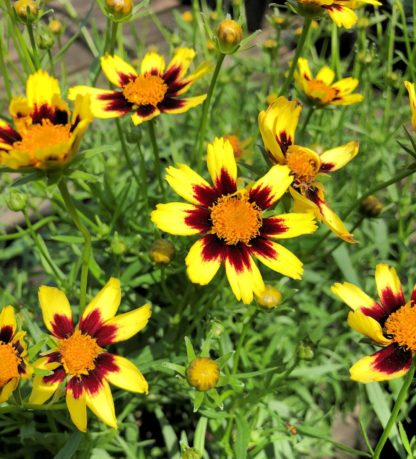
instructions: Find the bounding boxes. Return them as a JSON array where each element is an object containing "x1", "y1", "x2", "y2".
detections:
[
  {"x1": 347, "y1": 310, "x2": 392, "y2": 345},
  {"x1": 319, "y1": 141, "x2": 359, "y2": 172}
]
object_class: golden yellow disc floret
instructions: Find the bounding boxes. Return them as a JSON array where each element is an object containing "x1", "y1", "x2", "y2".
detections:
[{"x1": 186, "y1": 357, "x2": 220, "y2": 391}]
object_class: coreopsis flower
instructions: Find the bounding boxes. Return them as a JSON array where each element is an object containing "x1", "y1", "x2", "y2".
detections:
[
  {"x1": 68, "y1": 48, "x2": 210, "y2": 125},
  {"x1": 0, "y1": 306, "x2": 32, "y2": 402},
  {"x1": 405, "y1": 81, "x2": 416, "y2": 130},
  {"x1": 259, "y1": 96, "x2": 359, "y2": 242},
  {"x1": 295, "y1": 58, "x2": 363, "y2": 107},
  {"x1": 295, "y1": 0, "x2": 381, "y2": 29},
  {"x1": 332, "y1": 264, "x2": 416, "y2": 383},
  {"x1": 187, "y1": 357, "x2": 220, "y2": 391},
  {"x1": 151, "y1": 137, "x2": 317, "y2": 304},
  {"x1": 0, "y1": 70, "x2": 92, "y2": 170},
  {"x1": 29, "y1": 279, "x2": 151, "y2": 431}
]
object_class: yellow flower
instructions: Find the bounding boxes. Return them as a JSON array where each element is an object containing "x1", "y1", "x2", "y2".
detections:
[
  {"x1": 405, "y1": 81, "x2": 416, "y2": 130},
  {"x1": 151, "y1": 137, "x2": 317, "y2": 304},
  {"x1": 0, "y1": 306, "x2": 32, "y2": 403},
  {"x1": 69, "y1": 49, "x2": 210, "y2": 125},
  {"x1": 332, "y1": 264, "x2": 415, "y2": 383},
  {"x1": 296, "y1": 0, "x2": 380, "y2": 29},
  {"x1": 295, "y1": 58, "x2": 363, "y2": 106},
  {"x1": 29, "y1": 279, "x2": 151, "y2": 431},
  {"x1": 0, "y1": 70, "x2": 92, "y2": 170},
  {"x1": 255, "y1": 284, "x2": 282, "y2": 309},
  {"x1": 186, "y1": 357, "x2": 220, "y2": 391},
  {"x1": 181, "y1": 10, "x2": 193, "y2": 23},
  {"x1": 259, "y1": 96, "x2": 359, "y2": 242}
]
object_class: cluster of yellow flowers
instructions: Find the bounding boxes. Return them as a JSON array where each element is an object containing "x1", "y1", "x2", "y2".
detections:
[{"x1": 1, "y1": 4, "x2": 416, "y2": 434}]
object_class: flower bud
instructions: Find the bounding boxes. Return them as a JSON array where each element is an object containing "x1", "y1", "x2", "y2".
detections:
[
  {"x1": 216, "y1": 19, "x2": 243, "y2": 54},
  {"x1": 181, "y1": 449, "x2": 201, "y2": 459},
  {"x1": 186, "y1": 357, "x2": 220, "y2": 391},
  {"x1": 360, "y1": 195, "x2": 383, "y2": 218},
  {"x1": 255, "y1": 285, "x2": 282, "y2": 309},
  {"x1": 297, "y1": 340, "x2": 314, "y2": 361},
  {"x1": 49, "y1": 19, "x2": 64, "y2": 35},
  {"x1": 263, "y1": 39, "x2": 278, "y2": 50},
  {"x1": 181, "y1": 10, "x2": 193, "y2": 23},
  {"x1": 36, "y1": 24, "x2": 55, "y2": 50},
  {"x1": 6, "y1": 189, "x2": 27, "y2": 212},
  {"x1": 105, "y1": 0, "x2": 133, "y2": 18},
  {"x1": 14, "y1": 0, "x2": 39, "y2": 22},
  {"x1": 150, "y1": 239, "x2": 175, "y2": 264},
  {"x1": 210, "y1": 320, "x2": 224, "y2": 337},
  {"x1": 111, "y1": 234, "x2": 127, "y2": 255}
]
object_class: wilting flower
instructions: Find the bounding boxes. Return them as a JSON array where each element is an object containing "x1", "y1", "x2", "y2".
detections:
[
  {"x1": 405, "y1": 81, "x2": 416, "y2": 130},
  {"x1": 29, "y1": 279, "x2": 151, "y2": 431},
  {"x1": 332, "y1": 264, "x2": 416, "y2": 383},
  {"x1": 295, "y1": 0, "x2": 381, "y2": 29},
  {"x1": 151, "y1": 137, "x2": 317, "y2": 304},
  {"x1": 0, "y1": 306, "x2": 32, "y2": 402},
  {"x1": 0, "y1": 70, "x2": 92, "y2": 170},
  {"x1": 295, "y1": 58, "x2": 363, "y2": 107},
  {"x1": 69, "y1": 48, "x2": 210, "y2": 125},
  {"x1": 259, "y1": 96, "x2": 359, "y2": 242}
]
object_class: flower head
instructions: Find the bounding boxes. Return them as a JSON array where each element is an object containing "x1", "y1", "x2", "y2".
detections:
[
  {"x1": 0, "y1": 306, "x2": 32, "y2": 402},
  {"x1": 332, "y1": 264, "x2": 416, "y2": 383},
  {"x1": 216, "y1": 19, "x2": 244, "y2": 53},
  {"x1": 0, "y1": 70, "x2": 92, "y2": 170},
  {"x1": 405, "y1": 81, "x2": 416, "y2": 130},
  {"x1": 295, "y1": 0, "x2": 381, "y2": 29},
  {"x1": 29, "y1": 278, "x2": 151, "y2": 431},
  {"x1": 69, "y1": 49, "x2": 210, "y2": 125},
  {"x1": 151, "y1": 137, "x2": 317, "y2": 304},
  {"x1": 186, "y1": 357, "x2": 220, "y2": 391},
  {"x1": 295, "y1": 58, "x2": 363, "y2": 107},
  {"x1": 259, "y1": 96, "x2": 359, "y2": 242}
]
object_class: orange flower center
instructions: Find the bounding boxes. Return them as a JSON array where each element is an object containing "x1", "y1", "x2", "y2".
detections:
[
  {"x1": 305, "y1": 79, "x2": 337, "y2": 104},
  {"x1": 123, "y1": 74, "x2": 168, "y2": 106},
  {"x1": 13, "y1": 119, "x2": 71, "y2": 155},
  {"x1": 59, "y1": 330, "x2": 101, "y2": 376},
  {"x1": 0, "y1": 342, "x2": 20, "y2": 388},
  {"x1": 210, "y1": 194, "x2": 262, "y2": 245},
  {"x1": 286, "y1": 145, "x2": 321, "y2": 184},
  {"x1": 385, "y1": 302, "x2": 416, "y2": 352}
]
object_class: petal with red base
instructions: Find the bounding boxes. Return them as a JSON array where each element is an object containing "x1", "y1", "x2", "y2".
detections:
[
  {"x1": 375, "y1": 264, "x2": 405, "y2": 316},
  {"x1": 350, "y1": 344, "x2": 412, "y2": 383},
  {"x1": 81, "y1": 278, "x2": 121, "y2": 330},
  {"x1": 105, "y1": 354, "x2": 148, "y2": 393},
  {"x1": 131, "y1": 105, "x2": 161, "y2": 125},
  {"x1": 151, "y1": 203, "x2": 210, "y2": 236},
  {"x1": 0, "y1": 306, "x2": 16, "y2": 340},
  {"x1": 98, "y1": 304, "x2": 151, "y2": 345},
  {"x1": 186, "y1": 235, "x2": 224, "y2": 286},
  {"x1": 26, "y1": 70, "x2": 61, "y2": 108},
  {"x1": 261, "y1": 213, "x2": 317, "y2": 239},
  {"x1": 319, "y1": 141, "x2": 359, "y2": 172},
  {"x1": 224, "y1": 246, "x2": 264, "y2": 304},
  {"x1": 164, "y1": 48, "x2": 195, "y2": 82},
  {"x1": 141, "y1": 51, "x2": 165, "y2": 76},
  {"x1": 251, "y1": 238, "x2": 303, "y2": 280},
  {"x1": 101, "y1": 54, "x2": 137, "y2": 87},
  {"x1": 68, "y1": 86, "x2": 132, "y2": 118},
  {"x1": 0, "y1": 120, "x2": 20, "y2": 151},
  {"x1": 168, "y1": 62, "x2": 212, "y2": 96},
  {"x1": 159, "y1": 94, "x2": 206, "y2": 115},
  {"x1": 249, "y1": 164, "x2": 292, "y2": 210},
  {"x1": 323, "y1": 4, "x2": 357, "y2": 29},
  {"x1": 29, "y1": 368, "x2": 65, "y2": 405},
  {"x1": 0, "y1": 378, "x2": 18, "y2": 403},
  {"x1": 347, "y1": 310, "x2": 391, "y2": 345},
  {"x1": 38, "y1": 286, "x2": 74, "y2": 339},
  {"x1": 164, "y1": 164, "x2": 217, "y2": 206},
  {"x1": 85, "y1": 377, "x2": 117, "y2": 429},
  {"x1": 207, "y1": 138, "x2": 238, "y2": 196},
  {"x1": 66, "y1": 383, "x2": 87, "y2": 432}
]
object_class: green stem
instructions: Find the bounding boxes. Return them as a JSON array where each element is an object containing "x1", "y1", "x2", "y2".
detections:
[
  {"x1": 232, "y1": 309, "x2": 258, "y2": 374},
  {"x1": 109, "y1": 20, "x2": 119, "y2": 54},
  {"x1": 279, "y1": 18, "x2": 312, "y2": 96},
  {"x1": 58, "y1": 180, "x2": 92, "y2": 311},
  {"x1": 26, "y1": 21, "x2": 40, "y2": 69},
  {"x1": 148, "y1": 119, "x2": 166, "y2": 197},
  {"x1": 47, "y1": 49, "x2": 54, "y2": 76},
  {"x1": 299, "y1": 106, "x2": 315, "y2": 138},
  {"x1": 195, "y1": 52, "x2": 226, "y2": 171},
  {"x1": 372, "y1": 361, "x2": 415, "y2": 459},
  {"x1": 115, "y1": 118, "x2": 142, "y2": 189},
  {"x1": 22, "y1": 210, "x2": 64, "y2": 283},
  {"x1": 136, "y1": 141, "x2": 149, "y2": 215},
  {"x1": 0, "y1": 21, "x2": 11, "y2": 99},
  {"x1": 0, "y1": 216, "x2": 57, "y2": 241},
  {"x1": 330, "y1": 22, "x2": 340, "y2": 79}
]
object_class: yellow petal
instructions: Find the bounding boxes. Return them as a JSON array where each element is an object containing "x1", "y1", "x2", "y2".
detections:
[
  {"x1": 263, "y1": 213, "x2": 317, "y2": 239},
  {"x1": 66, "y1": 389, "x2": 87, "y2": 432},
  {"x1": 26, "y1": 70, "x2": 61, "y2": 107},
  {"x1": 131, "y1": 106, "x2": 161, "y2": 125},
  {"x1": 151, "y1": 203, "x2": 207, "y2": 235},
  {"x1": 331, "y1": 93, "x2": 364, "y2": 105},
  {"x1": 375, "y1": 264, "x2": 405, "y2": 313},
  {"x1": 296, "y1": 57, "x2": 313, "y2": 81},
  {"x1": 101, "y1": 54, "x2": 137, "y2": 87},
  {"x1": 319, "y1": 141, "x2": 359, "y2": 172},
  {"x1": 405, "y1": 81, "x2": 416, "y2": 129},
  {"x1": 331, "y1": 282, "x2": 377, "y2": 312},
  {"x1": 185, "y1": 236, "x2": 223, "y2": 285},
  {"x1": 160, "y1": 94, "x2": 207, "y2": 114},
  {"x1": 103, "y1": 304, "x2": 151, "y2": 344},
  {"x1": 347, "y1": 310, "x2": 391, "y2": 345},
  {"x1": 175, "y1": 61, "x2": 212, "y2": 96},
  {"x1": 324, "y1": 4, "x2": 357, "y2": 29},
  {"x1": 0, "y1": 305, "x2": 16, "y2": 336},
  {"x1": 0, "y1": 378, "x2": 18, "y2": 403},
  {"x1": 85, "y1": 379, "x2": 117, "y2": 429},
  {"x1": 165, "y1": 48, "x2": 195, "y2": 80},
  {"x1": 106, "y1": 355, "x2": 148, "y2": 394},
  {"x1": 140, "y1": 51, "x2": 165, "y2": 75},
  {"x1": 29, "y1": 375, "x2": 61, "y2": 405},
  {"x1": 81, "y1": 278, "x2": 121, "y2": 324},
  {"x1": 207, "y1": 137, "x2": 237, "y2": 190},
  {"x1": 316, "y1": 66, "x2": 335, "y2": 85},
  {"x1": 38, "y1": 286, "x2": 73, "y2": 337}
]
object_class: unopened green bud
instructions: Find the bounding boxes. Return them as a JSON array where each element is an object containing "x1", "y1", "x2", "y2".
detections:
[
  {"x1": 181, "y1": 448, "x2": 201, "y2": 459},
  {"x1": 297, "y1": 341, "x2": 314, "y2": 360},
  {"x1": 111, "y1": 233, "x2": 127, "y2": 255},
  {"x1": 6, "y1": 189, "x2": 27, "y2": 212},
  {"x1": 210, "y1": 320, "x2": 224, "y2": 337},
  {"x1": 36, "y1": 24, "x2": 55, "y2": 50},
  {"x1": 216, "y1": 19, "x2": 243, "y2": 54}
]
